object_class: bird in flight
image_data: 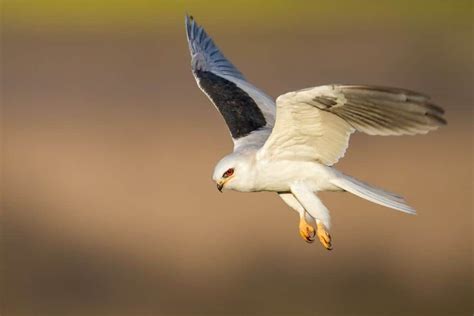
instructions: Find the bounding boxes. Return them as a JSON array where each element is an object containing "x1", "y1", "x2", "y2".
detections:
[{"x1": 185, "y1": 15, "x2": 446, "y2": 250}]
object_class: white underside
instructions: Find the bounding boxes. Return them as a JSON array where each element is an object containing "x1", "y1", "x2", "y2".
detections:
[{"x1": 220, "y1": 152, "x2": 415, "y2": 229}]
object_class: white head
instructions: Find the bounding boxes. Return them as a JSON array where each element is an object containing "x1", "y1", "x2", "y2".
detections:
[{"x1": 212, "y1": 152, "x2": 256, "y2": 192}]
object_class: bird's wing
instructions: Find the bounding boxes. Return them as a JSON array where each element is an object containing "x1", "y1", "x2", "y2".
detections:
[
  {"x1": 185, "y1": 15, "x2": 275, "y2": 151},
  {"x1": 258, "y1": 84, "x2": 446, "y2": 166}
]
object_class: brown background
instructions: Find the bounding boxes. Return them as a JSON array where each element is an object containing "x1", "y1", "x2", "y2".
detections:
[{"x1": 1, "y1": 1, "x2": 472, "y2": 315}]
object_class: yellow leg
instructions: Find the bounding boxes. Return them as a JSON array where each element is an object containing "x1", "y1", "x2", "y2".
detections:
[
  {"x1": 299, "y1": 216, "x2": 316, "y2": 243},
  {"x1": 316, "y1": 221, "x2": 332, "y2": 250}
]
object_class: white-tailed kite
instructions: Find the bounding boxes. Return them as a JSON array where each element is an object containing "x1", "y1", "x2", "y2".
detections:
[{"x1": 185, "y1": 16, "x2": 446, "y2": 250}]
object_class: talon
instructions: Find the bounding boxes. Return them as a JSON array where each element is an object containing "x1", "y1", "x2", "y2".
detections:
[
  {"x1": 299, "y1": 218, "x2": 316, "y2": 243},
  {"x1": 317, "y1": 222, "x2": 332, "y2": 250}
]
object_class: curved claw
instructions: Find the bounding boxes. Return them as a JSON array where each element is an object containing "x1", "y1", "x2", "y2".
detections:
[
  {"x1": 299, "y1": 218, "x2": 316, "y2": 243},
  {"x1": 317, "y1": 222, "x2": 332, "y2": 250}
]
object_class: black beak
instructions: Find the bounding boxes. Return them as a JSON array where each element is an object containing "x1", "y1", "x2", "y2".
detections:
[{"x1": 217, "y1": 182, "x2": 223, "y2": 192}]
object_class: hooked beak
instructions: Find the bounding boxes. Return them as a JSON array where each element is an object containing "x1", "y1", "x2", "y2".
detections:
[{"x1": 216, "y1": 181, "x2": 224, "y2": 192}]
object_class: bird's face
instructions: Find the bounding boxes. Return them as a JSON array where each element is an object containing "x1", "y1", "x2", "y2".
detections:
[
  {"x1": 213, "y1": 154, "x2": 241, "y2": 192},
  {"x1": 216, "y1": 167, "x2": 235, "y2": 192},
  {"x1": 213, "y1": 153, "x2": 255, "y2": 192}
]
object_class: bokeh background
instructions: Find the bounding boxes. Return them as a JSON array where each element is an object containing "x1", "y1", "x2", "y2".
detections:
[{"x1": 1, "y1": 1, "x2": 472, "y2": 315}]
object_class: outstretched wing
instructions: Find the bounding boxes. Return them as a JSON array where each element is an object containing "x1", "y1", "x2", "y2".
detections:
[
  {"x1": 185, "y1": 15, "x2": 275, "y2": 150},
  {"x1": 258, "y1": 84, "x2": 446, "y2": 166}
]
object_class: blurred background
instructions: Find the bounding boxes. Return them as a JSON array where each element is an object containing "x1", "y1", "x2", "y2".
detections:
[{"x1": 1, "y1": 1, "x2": 472, "y2": 315}]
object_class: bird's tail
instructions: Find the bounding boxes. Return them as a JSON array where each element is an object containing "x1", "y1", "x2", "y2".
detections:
[{"x1": 330, "y1": 175, "x2": 416, "y2": 215}]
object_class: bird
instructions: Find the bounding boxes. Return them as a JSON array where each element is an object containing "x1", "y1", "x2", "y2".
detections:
[{"x1": 184, "y1": 15, "x2": 446, "y2": 250}]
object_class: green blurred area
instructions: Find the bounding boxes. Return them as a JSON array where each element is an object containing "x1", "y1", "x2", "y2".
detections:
[{"x1": 2, "y1": 0, "x2": 472, "y2": 31}]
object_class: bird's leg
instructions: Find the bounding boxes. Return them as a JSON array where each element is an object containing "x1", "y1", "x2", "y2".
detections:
[
  {"x1": 290, "y1": 183, "x2": 333, "y2": 250},
  {"x1": 278, "y1": 193, "x2": 316, "y2": 244},
  {"x1": 316, "y1": 219, "x2": 332, "y2": 250},
  {"x1": 299, "y1": 212, "x2": 316, "y2": 243}
]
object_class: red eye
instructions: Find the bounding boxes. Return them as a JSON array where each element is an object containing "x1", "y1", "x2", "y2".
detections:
[{"x1": 223, "y1": 168, "x2": 234, "y2": 178}]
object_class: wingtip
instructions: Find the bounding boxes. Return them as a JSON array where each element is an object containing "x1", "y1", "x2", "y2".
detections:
[
  {"x1": 185, "y1": 13, "x2": 196, "y2": 42},
  {"x1": 426, "y1": 112, "x2": 448, "y2": 126},
  {"x1": 185, "y1": 13, "x2": 195, "y2": 24},
  {"x1": 184, "y1": 12, "x2": 194, "y2": 27}
]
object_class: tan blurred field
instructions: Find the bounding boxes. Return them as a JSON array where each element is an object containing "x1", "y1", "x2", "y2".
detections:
[{"x1": 1, "y1": 1, "x2": 473, "y2": 315}]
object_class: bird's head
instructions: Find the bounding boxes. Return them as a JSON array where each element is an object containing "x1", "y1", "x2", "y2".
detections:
[{"x1": 212, "y1": 153, "x2": 255, "y2": 192}]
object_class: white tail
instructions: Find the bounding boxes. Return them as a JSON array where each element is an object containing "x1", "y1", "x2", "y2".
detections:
[{"x1": 331, "y1": 176, "x2": 416, "y2": 215}]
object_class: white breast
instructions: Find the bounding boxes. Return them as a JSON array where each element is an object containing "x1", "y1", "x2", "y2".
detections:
[{"x1": 253, "y1": 159, "x2": 341, "y2": 192}]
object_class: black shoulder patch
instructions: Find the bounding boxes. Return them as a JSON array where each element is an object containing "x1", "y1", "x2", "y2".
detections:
[{"x1": 196, "y1": 70, "x2": 267, "y2": 139}]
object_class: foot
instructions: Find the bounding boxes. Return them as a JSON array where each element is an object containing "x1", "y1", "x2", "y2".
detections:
[
  {"x1": 317, "y1": 222, "x2": 332, "y2": 250},
  {"x1": 299, "y1": 217, "x2": 316, "y2": 243}
]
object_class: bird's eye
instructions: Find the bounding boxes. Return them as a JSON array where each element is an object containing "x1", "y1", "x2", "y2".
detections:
[{"x1": 223, "y1": 168, "x2": 234, "y2": 178}]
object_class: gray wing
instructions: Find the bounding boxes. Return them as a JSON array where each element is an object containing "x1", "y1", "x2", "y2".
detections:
[
  {"x1": 186, "y1": 15, "x2": 245, "y2": 80},
  {"x1": 185, "y1": 15, "x2": 275, "y2": 149}
]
